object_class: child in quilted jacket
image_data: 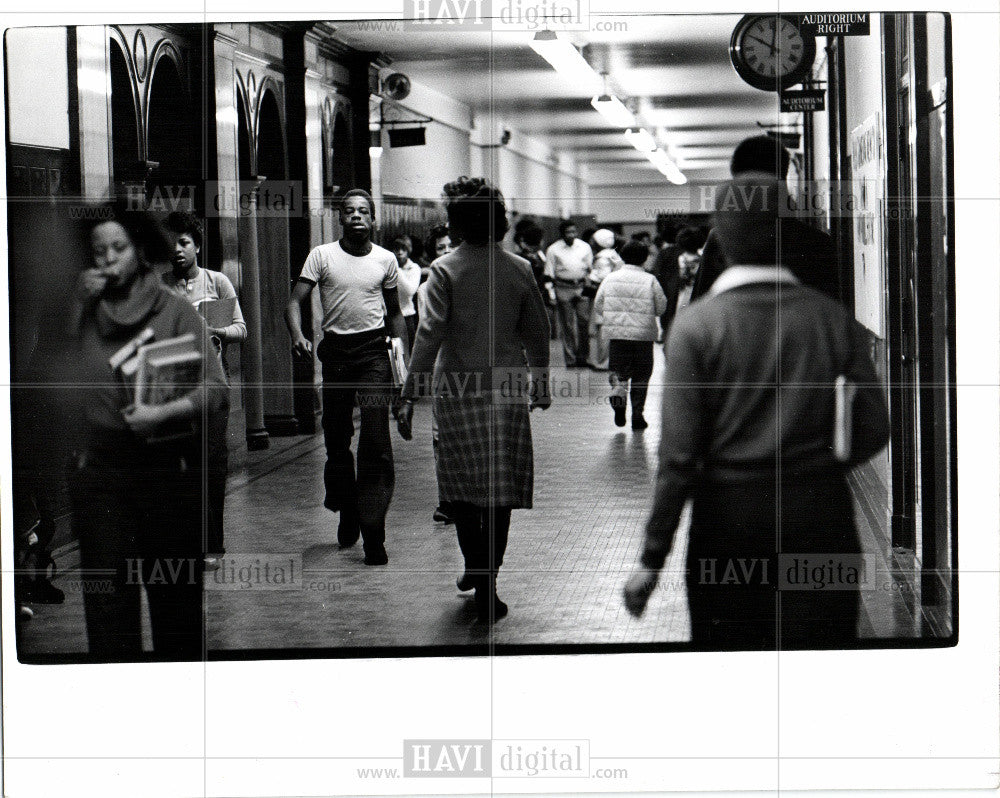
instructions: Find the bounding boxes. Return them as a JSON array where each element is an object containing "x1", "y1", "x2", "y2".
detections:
[{"x1": 592, "y1": 240, "x2": 668, "y2": 430}]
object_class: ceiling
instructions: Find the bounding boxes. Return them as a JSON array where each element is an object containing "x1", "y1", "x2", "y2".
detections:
[{"x1": 331, "y1": 14, "x2": 791, "y2": 185}]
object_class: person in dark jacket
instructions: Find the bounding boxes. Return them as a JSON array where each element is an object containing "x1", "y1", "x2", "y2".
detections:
[
  {"x1": 690, "y1": 135, "x2": 840, "y2": 302},
  {"x1": 69, "y1": 203, "x2": 227, "y2": 659},
  {"x1": 623, "y1": 173, "x2": 889, "y2": 649}
]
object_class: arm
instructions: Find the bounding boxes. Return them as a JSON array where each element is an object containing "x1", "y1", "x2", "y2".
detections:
[
  {"x1": 212, "y1": 273, "x2": 248, "y2": 343},
  {"x1": 652, "y1": 277, "x2": 668, "y2": 318},
  {"x1": 517, "y1": 274, "x2": 552, "y2": 409},
  {"x1": 382, "y1": 286, "x2": 409, "y2": 362},
  {"x1": 624, "y1": 319, "x2": 707, "y2": 615},
  {"x1": 844, "y1": 319, "x2": 890, "y2": 466},
  {"x1": 690, "y1": 230, "x2": 723, "y2": 301},
  {"x1": 543, "y1": 246, "x2": 555, "y2": 280},
  {"x1": 402, "y1": 266, "x2": 449, "y2": 401},
  {"x1": 285, "y1": 279, "x2": 315, "y2": 358}
]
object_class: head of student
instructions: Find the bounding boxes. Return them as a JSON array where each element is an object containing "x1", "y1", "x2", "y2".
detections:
[
  {"x1": 730, "y1": 135, "x2": 791, "y2": 180},
  {"x1": 676, "y1": 226, "x2": 703, "y2": 255},
  {"x1": 520, "y1": 224, "x2": 544, "y2": 251},
  {"x1": 392, "y1": 235, "x2": 412, "y2": 267},
  {"x1": 442, "y1": 176, "x2": 509, "y2": 246},
  {"x1": 620, "y1": 240, "x2": 650, "y2": 267},
  {"x1": 558, "y1": 219, "x2": 577, "y2": 245},
  {"x1": 425, "y1": 224, "x2": 453, "y2": 260},
  {"x1": 592, "y1": 228, "x2": 616, "y2": 251},
  {"x1": 166, "y1": 210, "x2": 203, "y2": 273},
  {"x1": 712, "y1": 172, "x2": 781, "y2": 266},
  {"x1": 82, "y1": 201, "x2": 170, "y2": 294},
  {"x1": 339, "y1": 189, "x2": 376, "y2": 240}
]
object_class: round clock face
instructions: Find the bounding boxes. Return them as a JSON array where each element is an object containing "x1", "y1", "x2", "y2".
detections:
[{"x1": 730, "y1": 15, "x2": 816, "y2": 91}]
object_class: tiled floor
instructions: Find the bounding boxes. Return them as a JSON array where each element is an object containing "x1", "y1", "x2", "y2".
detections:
[{"x1": 18, "y1": 340, "x2": 917, "y2": 657}]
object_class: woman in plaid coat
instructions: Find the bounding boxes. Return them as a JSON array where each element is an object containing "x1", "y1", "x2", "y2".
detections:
[{"x1": 399, "y1": 177, "x2": 551, "y2": 622}]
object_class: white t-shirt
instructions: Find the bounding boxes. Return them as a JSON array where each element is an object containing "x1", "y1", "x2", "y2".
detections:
[
  {"x1": 299, "y1": 241, "x2": 398, "y2": 334},
  {"x1": 396, "y1": 260, "x2": 422, "y2": 318},
  {"x1": 543, "y1": 238, "x2": 594, "y2": 283}
]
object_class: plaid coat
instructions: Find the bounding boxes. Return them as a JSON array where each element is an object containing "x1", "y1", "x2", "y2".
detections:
[
  {"x1": 405, "y1": 243, "x2": 550, "y2": 509},
  {"x1": 435, "y1": 394, "x2": 533, "y2": 508}
]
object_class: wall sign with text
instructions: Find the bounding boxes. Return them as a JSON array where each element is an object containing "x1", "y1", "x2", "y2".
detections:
[
  {"x1": 780, "y1": 89, "x2": 826, "y2": 112},
  {"x1": 798, "y1": 13, "x2": 871, "y2": 36}
]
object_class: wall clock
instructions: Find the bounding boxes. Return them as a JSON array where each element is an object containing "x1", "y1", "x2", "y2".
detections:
[{"x1": 729, "y1": 14, "x2": 817, "y2": 92}]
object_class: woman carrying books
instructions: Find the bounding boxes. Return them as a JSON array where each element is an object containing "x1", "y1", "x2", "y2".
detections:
[
  {"x1": 163, "y1": 211, "x2": 247, "y2": 569},
  {"x1": 69, "y1": 202, "x2": 227, "y2": 659}
]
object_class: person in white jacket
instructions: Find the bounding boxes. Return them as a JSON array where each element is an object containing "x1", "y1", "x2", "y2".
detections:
[{"x1": 592, "y1": 240, "x2": 667, "y2": 430}]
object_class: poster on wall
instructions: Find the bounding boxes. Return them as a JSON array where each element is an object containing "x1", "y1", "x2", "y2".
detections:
[{"x1": 849, "y1": 110, "x2": 886, "y2": 338}]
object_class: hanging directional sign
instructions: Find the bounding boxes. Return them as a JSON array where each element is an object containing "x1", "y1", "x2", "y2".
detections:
[
  {"x1": 798, "y1": 13, "x2": 871, "y2": 36},
  {"x1": 780, "y1": 89, "x2": 826, "y2": 113}
]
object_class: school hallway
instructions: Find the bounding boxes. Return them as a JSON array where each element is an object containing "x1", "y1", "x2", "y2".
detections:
[{"x1": 18, "y1": 340, "x2": 921, "y2": 657}]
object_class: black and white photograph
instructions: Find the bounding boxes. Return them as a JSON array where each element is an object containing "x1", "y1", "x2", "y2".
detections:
[{"x1": 1, "y1": 0, "x2": 997, "y2": 795}]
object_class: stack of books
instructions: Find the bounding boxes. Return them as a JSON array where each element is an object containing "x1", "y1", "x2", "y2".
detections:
[{"x1": 109, "y1": 329, "x2": 204, "y2": 440}]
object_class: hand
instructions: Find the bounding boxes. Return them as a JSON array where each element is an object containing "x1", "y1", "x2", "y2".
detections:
[
  {"x1": 207, "y1": 326, "x2": 226, "y2": 339},
  {"x1": 623, "y1": 567, "x2": 659, "y2": 617},
  {"x1": 396, "y1": 400, "x2": 414, "y2": 440},
  {"x1": 529, "y1": 376, "x2": 552, "y2": 411},
  {"x1": 122, "y1": 403, "x2": 166, "y2": 438},
  {"x1": 76, "y1": 268, "x2": 108, "y2": 301},
  {"x1": 292, "y1": 334, "x2": 313, "y2": 358},
  {"x1": 530, "y1": 394, "x2": 552, "y2": 412}
]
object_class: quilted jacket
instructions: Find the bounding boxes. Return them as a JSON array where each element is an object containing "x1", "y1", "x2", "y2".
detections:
[{"x1": 592, "y1": 264, "x2": 668, "y2": 341}]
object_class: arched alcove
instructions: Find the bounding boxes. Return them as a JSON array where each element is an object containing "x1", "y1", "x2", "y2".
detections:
[
  {"x1": 330, "y1": 110, "x2": 354, "y2": 196},
  {"x1": 146, "y1": 53, "x2": 197, "y2": 209},
  {"x1": 110, "y1": 40, "x2": 140, "y2": 194}
]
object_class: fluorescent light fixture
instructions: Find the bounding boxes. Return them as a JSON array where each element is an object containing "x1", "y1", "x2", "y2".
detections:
[
  {"x1": 625, "y1": 127, "x2": 657, "y2": 152},
  {"x1": 530, "y1": 30, "x2": 601, "y2": 91},
  {"x1": 591, "y1": 93, "x2": 635, "y2": 127},
  {"x1": 643, "y1": 148, "x2": 687, "y2": 185}
]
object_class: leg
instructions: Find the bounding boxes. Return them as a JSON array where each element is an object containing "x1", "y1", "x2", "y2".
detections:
[
  {"x1": 139, "y1": 450, "x2": 204, "y2": 659},
  {"x1": 452, "y1": 501, "x2": 482, "y2": 591},
  {"x1": 607, "y1": 340, "x2": 629, "y2": 426},
  {"x1": 70, "y1": 461, "x2": 143, "y2": 657},
  {"x1": 205, "y1": 395, "x2": 230, "y2": 557},
  {"x1": 554, "y1": 292, "x2": 578, "y2": 367},
  {"x1": 630, "y1": 341, "x2": 655, "y2": 426},
  {"x1": 574, "y1": 295, "x2": 591, "y2": 365},
  {"x1": 320, "y1": 354, "x2": 361, "y2": 542},
  {"x1": 475, "y1": 506, "x2": 511, "y2": 622},
  {"x1": 355, "y1": 344, "x2": 395, "y2": 563}
]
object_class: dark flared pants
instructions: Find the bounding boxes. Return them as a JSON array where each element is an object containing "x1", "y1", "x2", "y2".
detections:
[{"x1": 318, "y1": 329, "x2": 395, "y2": 551}]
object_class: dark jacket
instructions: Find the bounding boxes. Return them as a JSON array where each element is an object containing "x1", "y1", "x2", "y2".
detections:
[{"x1": 641, "y1": 276, "x2": 889, "y2": 569}]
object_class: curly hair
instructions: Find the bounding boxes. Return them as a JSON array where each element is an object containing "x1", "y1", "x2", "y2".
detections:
[
  {"x1": 442, "y1": 176, "x2": 509, "y2": 245},
  {"x1": 165, "y1": 210, "x2": 204, "y2": 249}
]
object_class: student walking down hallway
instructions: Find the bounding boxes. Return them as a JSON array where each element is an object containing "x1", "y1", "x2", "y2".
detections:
[{"x1": 285, "y1": 189, "x2": 410, "y2": 566}]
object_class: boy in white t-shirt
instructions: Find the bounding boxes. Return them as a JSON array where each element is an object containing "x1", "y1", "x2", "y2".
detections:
[{"x1": 285, "y1": 190, "x2": 410, "y2": 566}]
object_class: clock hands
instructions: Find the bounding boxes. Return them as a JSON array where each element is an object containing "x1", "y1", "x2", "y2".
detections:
[{"x1": 745, "y1": 33, "x2": 777, "y2": 54}]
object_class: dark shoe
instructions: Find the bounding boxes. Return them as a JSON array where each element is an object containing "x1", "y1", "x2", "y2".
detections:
[
  {"x1": 456, "y1": 571, "x2": 475, "y2": 592},
  {"x1": 338, "y1": 513, "x2": 361, "y2": 548},
  {"x1": 611, "y1": 396, "x2": 627, "y2": 427},
  {"x1": 475, "y1": 592, "x2": 509, "y2": 623},
  {"x1": 27, "y1": 577, "x2": 64, "y2": 604},
  {"x1": 632, "y1": 413, "x2": 648, "y2": 430},
  {"x1": 363, "y1": 546, "x2": 389, "y2": 566},
  {"x1": 433, "y1": 505, "x2": 454, "y2": 524}
]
